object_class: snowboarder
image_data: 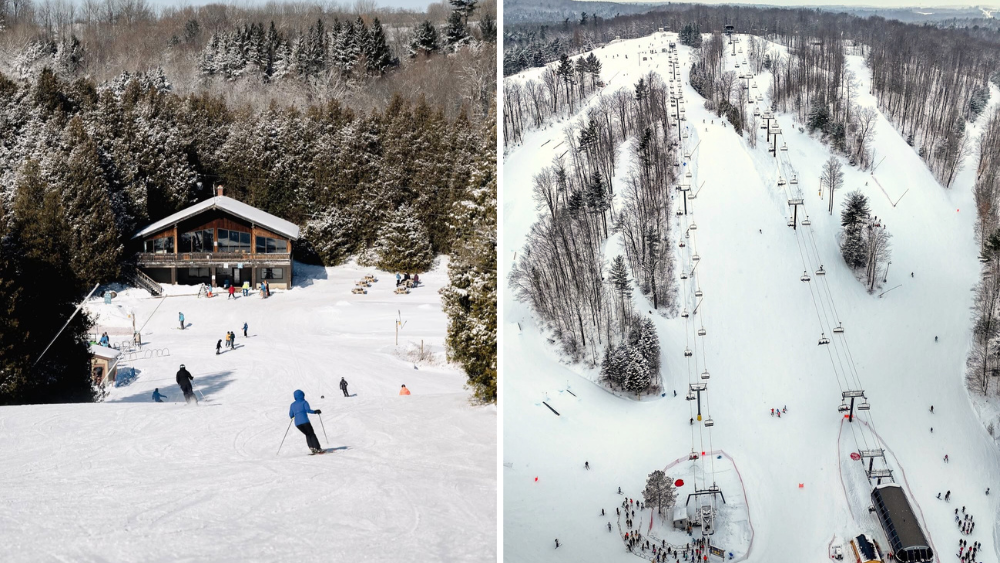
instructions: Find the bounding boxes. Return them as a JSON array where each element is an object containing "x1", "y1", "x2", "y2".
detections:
[
  {"x1": 608, "y1": 522, "x2": 612, "y2": 532},
  {"x1": 289, "y1": 390, "x2": 323, "y2": 454},
  {"x1": 554, "y1": 539, "x2": 559, "y2": 549},
  {"x1": 179, "y1": 312, "x2": 185, "y2": 330},
  {"x1": 176, "y1": 364, "x2": 196, "y2": 404},
  {"x1": 399, "y1": 384, "x2": 411, "y2": 396},
  {"x1": 228, "y1": 284, "x2": 236, "y2": 299},
  {"x1": 930, "y1": 405, "x2": 934, "y2": 413},
  {"x1": 340, "y1": 377, "x2": 349, "y2": 397},
  {"x1": 937, "y1": 492, "x2": 942, "y2": 499},
  {"x1": 152, "y1": 388, "x2": 167, "y2": 402},
  {"x1": 931, "y1": 427, "x2": 933, "y2": 433},
  {"x1": 216, "y1": 339, "x2": 222, "y2": 355},
  {"x1": 935, "y1": 336, "x2": 938, "y2": 342},
  {"x1": 673, "y1": 390, "x2": 677, "y2": 397},
  {"x1": 243, "y1": 322, "x2": 248, "y2": 337},
  {"x1": 946, "y1": 490, "x2": 951, "y2": 500},
  {"x1": 600, "y1": 508, "x2": 604, "y2": 515},
  {"x1": 690, "y1": 417, "x2": 694, "y2": 425},
  {"x1": 585, "y1": 461, "x2": 590, "y2": 470}
]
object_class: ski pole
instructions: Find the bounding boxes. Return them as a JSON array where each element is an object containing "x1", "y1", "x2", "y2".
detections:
[
  {"x1": 196, "y1": 389, "x2": 206, "y2": 402},
  {"x1": 318, "y1": 413, "x2": 328, "y2": 443},
  {"x1": 277, "y1": 419, "x2": 292, "y2": 456}
]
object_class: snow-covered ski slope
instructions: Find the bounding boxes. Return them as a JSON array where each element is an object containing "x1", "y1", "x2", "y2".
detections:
[
  {"x1": 0, "y1": 260, "x2": 495, "y2": 562},
  {"x1": 504, "y1": 32, "x2": 1000, "y2": 561}
]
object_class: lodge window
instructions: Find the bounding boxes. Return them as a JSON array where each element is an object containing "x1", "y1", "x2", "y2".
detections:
[
  {"x1": 187, "y1": 268, "x2": 211, "y2": 277},
  {"x1": 179, "y1": 229, "x2": 214, "y2": 253},
  {"x1": 255, "y1": 236, "x2": 288, "y2": 254},
  {"x1": 261, "y1": 268, "x2": 284, "y2": 280},
  {"x1": 217, "y1": 229, "x2": 251, "y2": 252},
  {"x1": 144, "y1": 236, "x2": 174, "y2": 254}
]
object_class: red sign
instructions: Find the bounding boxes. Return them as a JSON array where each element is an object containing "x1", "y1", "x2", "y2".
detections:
[{"x1": 850, "y1": 452, "x2": 861, "y2": 461}]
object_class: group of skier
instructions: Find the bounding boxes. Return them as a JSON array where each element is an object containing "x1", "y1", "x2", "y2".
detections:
[
  {"x1": 769, "y1": 405, "x2": 787, "y2": 418},
  {"x1": 958, "y1": 538, "x2": 981, "y2": 562}
]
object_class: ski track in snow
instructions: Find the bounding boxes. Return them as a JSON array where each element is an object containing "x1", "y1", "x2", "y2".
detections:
[
  {"x1": 504, "y1": 33, "x2": 1000, "y2": 562},
  {"x1": 0, "y1": 260, "x2": 496, "y2": 562}
]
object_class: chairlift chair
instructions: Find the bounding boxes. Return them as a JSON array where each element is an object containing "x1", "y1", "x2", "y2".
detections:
[
  {"x1": 781, "y1": 143, "x2": 788, "y2": 152},
  {"x1": 698, "y1": 327, "x2": 707, "y2": 337},
  {"x1": 857, "y1": 401, "x2": 871, "y2": 411},
  {"x1": 692, "y1": 254, "x2": 701, "y2": 261},
  {"x1": 838, "y1": 402, "x2": 850, "y2": 413},
  {"x1": 777, "y1": 177, "x2": 787, "y2": 187},
  {"x1": 790, "y1": 175, "x2": 799, "y2": 185},
  {"x1": 685, "y1": 171, "x2": 693, "y2": 179},
  {"x1": 684, "y1": 348, "x2": 693, "y2": 357},
  {"x1": 833, "y1": 323, "x2": 844, "y2": 334},
  {"x1": 787, "y1": 218, "x2": 795, "y2": 228},
  {"x1": 753, "y1": 108, "x2": 760, "y2": 117},
  {"x1": 676, "y1": 209, "x2": 684, "y2": 216},
  {"x1": 679, "y1": 240, "x2": 686, "y2": 248},
  {"x1": 700, "y1": 370, "x2": 710, "y2": 380},
  {"x1": 681, "y1": 308, "x2": 690, "y2": 318},
  {"x1": 686, "y1": 393, "x2": 696, "y2": 401},
  {"x1": 688, "y1": 222, "x2": 698, "y2": 231},
  {"x1": 694, "y1": 289, "x2": 703, "y2": 298},
  {"x1": 688, "y1": 192, "x2": 697, "y2": 200},
  {"x1": 801, "y1": 271, "x2": 811, "y2": 282},
  {"x1": 704, "y1": 417, "x2": 714, "y2": 427},
  {"x1": 818, "y1": 333, "x2": 830, "y2": 345},
  {"x1": 816, "y1": 265, "x2": 826, "y2": 276},
  {"x1": 684, "y1": 151, "x2": 692, "y2": 159},
  {"x1": 801, "y1": 216, "x2": 811, "y2": 226}
]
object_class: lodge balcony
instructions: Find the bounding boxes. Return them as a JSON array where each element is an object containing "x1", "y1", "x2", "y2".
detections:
[{"x1": 135, "y1": 252, "x2": 292, "y2": 267}]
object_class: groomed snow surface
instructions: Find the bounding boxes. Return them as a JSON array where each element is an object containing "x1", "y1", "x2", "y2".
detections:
[
  {"x1": 504, "y1": 33, "x2": 1000, "y2": 562},
  {"x1": 0, "y1": 259, "x2": 496, "y2": 562}
]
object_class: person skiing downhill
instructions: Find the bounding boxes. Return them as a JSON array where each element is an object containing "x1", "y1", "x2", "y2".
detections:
[
  {"x1": 399, "y1": 384, "x2": 411, "y2": 396},
  {"x1": 152, "y1": 388, "x2": 167, "y2": 402},
  {"x1": 176, "y1": 364, "x2": 196, "y2": 404},
  {"x1": 288, "y1": 390, "x2": 323, "y2": 454},
  {"x1": 179, "y1": 312, "x2": 185, "y2": 330},
  {"x1": 340, "y1": 377, "x2": 349, "y2": 397}
]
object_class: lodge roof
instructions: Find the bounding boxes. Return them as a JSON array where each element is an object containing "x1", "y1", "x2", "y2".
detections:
[{"x1": 131, "y1": 196, "x2": 300, "y2": 241}]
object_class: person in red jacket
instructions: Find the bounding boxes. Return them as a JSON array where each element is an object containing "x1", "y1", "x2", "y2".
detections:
[
  {"x1": 228, "y1": 284, "x2": 236, "y2": 299},
  {"x1": 399, "y1": 384, "x2": 411, "y2": 396}
]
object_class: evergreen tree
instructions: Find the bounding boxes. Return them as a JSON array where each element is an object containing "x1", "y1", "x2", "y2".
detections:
[
  {"x1": 366, "y1": 18, "x2": 394, "y2": 74},
  {"x1": 302, "y1": 206, "x2": 356, "y2": 266},
  {"x1": 479, "y1": 12, "x2": 497, "y2": 43},
  {"x1": 642, "y1": 470, "x2": 677, "y2": 516},
  {"x1": 373, "y1": 204, "x2": 435, "y2": 272},
  {"x1": 840, "y1": 190, "x2": 869, "y2": 270},
  {"x1": 440, "y1": 108, "x2": 496, "y2": 402},
  {"x1": 623, "y1": 344, "x2": 650, "y2": 397},
  {"x1": 0, "y1": 160, "x2": 95, "y2": 405},
  {"x1": 409, "y1": 20, "x2": 440, "y2": 57},
  {"x1": 61, "y1": 119, "x2": 123, "y2": 287},
  {"x1": 449, "y1": 0, "x2": 479, "y2": 27},
  {"x1": 444, "y1": 10, "x2": 470, "y2": 49}
]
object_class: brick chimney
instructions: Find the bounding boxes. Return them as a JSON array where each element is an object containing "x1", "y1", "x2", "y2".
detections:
[{"x1": 216, "y1": 185, "x2": 224, "y2": 197}]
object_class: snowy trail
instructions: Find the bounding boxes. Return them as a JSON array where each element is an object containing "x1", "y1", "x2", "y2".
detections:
[
  {"x1": 504, "y1": 32, "x2": 1000, "y2": 562},
  {"x1": 0, "y1": 261, "x2": 496, "y2": 562}
]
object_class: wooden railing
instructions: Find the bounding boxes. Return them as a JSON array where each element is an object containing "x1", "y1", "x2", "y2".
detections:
[
  {"x1": 126, "y1": 266, "x2": 163, "y2": 297},
  {"x1": 136, "y1": 252, "x2": 291, "y2": 266}
]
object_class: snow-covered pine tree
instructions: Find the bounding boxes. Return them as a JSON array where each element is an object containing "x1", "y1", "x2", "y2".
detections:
[
  {"x1": 840, "y1": 189, "x2": 869, "y2": 270},
  {"x1": 365, "y1": 18, "x2": 394, "y2": 74},
  {"x1": 373, "y1": 204, "x2": 435, "y2": 272},
  {"x1": 478, "y1": 12, "x2": 496, "y2": 43},
  {"x1": 449, "y1": 0, "x2": 479, "y2": 27},
  {"x1": 440, "y1": 109, "x2": 497, "y2": 402},
  {"x1": 61, "y1": 118, "x2": 123, "y2": 286},
  {"x1": 302, "y1": 206, "x2": 356, "y2": 266},
  {"x1": 642, "y1": 470, "x2": 677, "y2": 515},
  {"x1": 444, "y1": 10, "x2": 470, "y2": 50},
  {"x1": 629, "y1": 317, "x2": 660, "y2": 383},
  {"x1": 410, "y1": 20, "x2": 440, "y2": 57},
  {"x1": 623, "y1": 344, "x2": 650, "y2": 397}
]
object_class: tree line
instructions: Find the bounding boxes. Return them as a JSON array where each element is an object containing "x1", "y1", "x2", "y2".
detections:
[{"x1": 0, "y1": 51, "x2": 496, "y2": 405}]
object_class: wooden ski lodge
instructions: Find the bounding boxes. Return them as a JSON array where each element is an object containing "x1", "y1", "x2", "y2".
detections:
[{"x1": 132, "y1": 187, "x2": 300, "y2": 291}]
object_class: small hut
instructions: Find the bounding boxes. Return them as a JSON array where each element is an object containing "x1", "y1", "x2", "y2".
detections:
[
  {"x1": 672, "y1": 505, "x2": 689, "y2": 530},
  {"x1": 90, "y1": 345, "x2": 120, "y2": 385}
]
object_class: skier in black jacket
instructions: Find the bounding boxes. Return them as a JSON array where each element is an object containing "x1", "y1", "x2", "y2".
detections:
[
  {"x1": 340, "y1": 377, "x2": 349, "y2": 397},
  {"x1": 176, "y1": 364, "x2": 197, "y2": 404}
]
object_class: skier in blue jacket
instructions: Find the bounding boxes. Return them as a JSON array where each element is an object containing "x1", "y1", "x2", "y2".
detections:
[
  {"x1": 289, "y1": 390, "x2": 323, "y2": 454},
  {"x1": 152, "y1": 388, "x2": 167, "y2": 402}
]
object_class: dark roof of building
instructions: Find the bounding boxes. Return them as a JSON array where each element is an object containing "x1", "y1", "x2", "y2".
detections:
[{"x1": 871, "y1": 484, "x2": 930, "y2": 553}]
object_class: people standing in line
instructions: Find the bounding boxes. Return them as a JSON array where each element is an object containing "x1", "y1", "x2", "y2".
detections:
[
  {"x1": 230, "y1": 330, "x2": 236, "y2": 347},
  {"x1": 340, "y1": 377, "x2": 350, "y2": 397},
  {"x1": 288, "y1": 389, "x2": 323, "y2": 454}
]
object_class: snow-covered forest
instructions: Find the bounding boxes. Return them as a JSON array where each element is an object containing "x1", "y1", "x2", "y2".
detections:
[{"x1": 0, "y1": 0, "x2": 496, "y2": 405}]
